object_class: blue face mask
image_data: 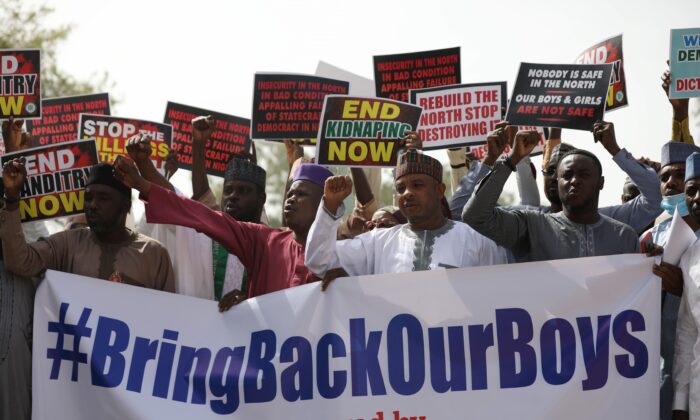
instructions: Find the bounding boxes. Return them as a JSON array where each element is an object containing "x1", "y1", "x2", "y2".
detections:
[{"x1": 661, "y1": 193, "x2": 690, "y2": 217}]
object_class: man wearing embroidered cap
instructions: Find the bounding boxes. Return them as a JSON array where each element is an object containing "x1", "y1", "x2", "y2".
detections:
[
  {"x1": 114, "y1": 156, "x2": 333, "y2": 308},
  {"x1": 672, "y1": 151, "x2": 700, "y2": 420},
  {"x1": 304, "y1": 150, "x2": 507, "y2": 281},
  {"x1": 0, "y1": 159, "x2": 174, "y2": 291}
]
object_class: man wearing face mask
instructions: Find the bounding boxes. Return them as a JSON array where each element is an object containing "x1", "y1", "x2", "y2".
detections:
[
  {"x1": 645, "y1": 142, "x2": 700, "y2": 246},
  {"x1": 641, "y1": 141, "x2": 700, "y2": 420},
  {"x1": 672, "y1": 152, "x2": 700, "y2": 420}
]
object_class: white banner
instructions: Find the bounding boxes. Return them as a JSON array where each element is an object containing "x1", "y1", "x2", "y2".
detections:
[{"x1": 33, "y1": 254, "x2": 659, "y2": 419}]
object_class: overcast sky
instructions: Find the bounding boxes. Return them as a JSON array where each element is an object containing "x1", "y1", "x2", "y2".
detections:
[{"x1": 43, "y1": 0, "x2": 700, "y2": 210}]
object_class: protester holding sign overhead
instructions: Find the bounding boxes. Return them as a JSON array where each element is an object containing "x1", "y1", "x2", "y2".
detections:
[
  {"x1": 516, "y1": 122, "x2": 663, "y2": 234},
  {"x1": 449, "y1": 121, "x2": 662, "y2": 234},
  {"x1": 305, "y1": 150, "x2": 507, "y2": 281},
  {"x1": 663, "y1": 65, "x2": 696, "y2": 145},
  {"x1": 0, "y1": 159, "x2": 174, "y2": 291},
  {"x1": 463, "y1": 123, "x2": 640, "y2": 262}
]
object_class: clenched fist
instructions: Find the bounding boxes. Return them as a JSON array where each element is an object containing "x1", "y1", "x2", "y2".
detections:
[
  {"x1": 323, "y1": 175, "x2": 353, "y2": 214},
  {"x1": 192, "y1": 115, "x2": 215, "y2": 143},
  {"x1": 125, "y1": 133, "x2": 153, "y2": 163}
]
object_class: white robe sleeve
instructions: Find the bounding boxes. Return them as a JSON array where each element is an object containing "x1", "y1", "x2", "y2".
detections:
[
  {"x1": 306, "y1": 202, "x2": 379, "y2": 277},
  {"x1": 135, "y1": 188, "x2": 215, "y2": 300},
  {"x1": 672, "y1": 287, "x2": 694, "y2": 411},
  {"x1": 475, "y1": 231, "x2": 509, "y2": 266},
  {"x1": 305, "y1": 203, "x2": 346, "y2": 278},
  {"x1": 673, "y1": 247, "x2": 699, "y2": 412},
  {"x1": 515, "y1": 156, "x2": 540, "y2": 207}
]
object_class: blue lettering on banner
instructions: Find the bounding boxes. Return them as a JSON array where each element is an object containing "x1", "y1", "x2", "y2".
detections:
[{"x1": 45, "y1": 303, "x2": 650, "y2": 415}]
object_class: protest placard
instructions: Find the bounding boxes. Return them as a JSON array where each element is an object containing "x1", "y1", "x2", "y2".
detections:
[
  {"x1": 669, "y1": 28, "x2": 700, "y2": 99},
  {"x1": 374, "y1": 47, "x2": 461, "y2": 102},
  {"x1": 1, "y1": 139, "x2": 98, "y2": 222},
  {"x1": 251, "y1": 73, "x2": 349, "y2": 141},
  {"x1": 467, "y1": 126, "x2": 547, "y2": 159},
  {"x1": 309, "y1": 62, "x2": 379, "y2": 148},
  {"x1": 33, "y1": 254, "x2": 658, "y2": 419},
  {"x1": 315, "y1": 96, "x2": 422, "y2": 167},
  {"x1": 409, "y1": 82, "x2": 506, "y2": 150},
  {"x1": 505, "y1": 63, "x2": 613, "y2": 130},
  {"x1": 163, "y1": 102, "x2": 251, "y2": 177},
  {"x1": 25, "y1": 93, "x2": 110, "y2": 147},
  {"x1": 0, "y1": 49, "x2": 41, "y2": 120},
  {"x1": 575, "y1": 34, "x2": 627, "y2": 110},
  {"x1": 78, "y1": 114, "x2": 172, "y2": 171}
]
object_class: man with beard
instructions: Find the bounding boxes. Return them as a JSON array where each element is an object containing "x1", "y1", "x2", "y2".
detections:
[
  {"x1": 305, "y1": 150, "x2": 507, "y2": 278},
  {"x1": 114, "y1": 156, "x2": 333, "y2": 310},
  {"x1": 0, "y1": 159, "x2": 174, "y2": 291},
  {"x1": 463, "y1": 124, "x2": 639, "y2": 262},
  {"x1": 672, "y1": 152, "x2": 700, "y2": 420}
]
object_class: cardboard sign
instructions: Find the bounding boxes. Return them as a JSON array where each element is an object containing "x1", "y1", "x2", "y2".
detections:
[
  {"x1": 409, "y1": 82, "x2": 507, "y2": 150},
  {"x1": 251, "y1": 73, "x2": 349, "y2": 140},
  {"x1": 669, "y1": 28, "x2": 700, "y2": 99},
  {"x1": 505, "y1": 63, "x2": 613, "y2": 131},
  {"x1": 467, "y1": 126, "x2": 547, "y2": 159},
  {"x1": 25, "y1": 93, "x2": 111, "y2": 147},
  {"x1": 163, "y1": 102, "x2": 251, "y2": 177},
  {"x1": 0, "y1": 49, "x2": 41, "y2": 120},
  {"x1": 316, "y1": 96, "x2": 422, "y2": 167},
  {"x1": 1, "y1": 139, "x2": 98, "y2": 222},
  {"x1": 316, "y1": 61, "x2": 376, "y2": 96},
  {"x1": 575, "y1": 34, "x2": 627, "y2": 110},
  {"x1": 78, "y1": 114, "x2": 172, "y2": 171},
  {"x1": 373, "y1": 47, "x2": 461, "y2": 102}
]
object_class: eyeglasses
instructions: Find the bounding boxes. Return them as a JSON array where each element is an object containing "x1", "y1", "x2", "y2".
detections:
[{"x1": 541, "y1": 168, "x2": 557, "y2": 177}]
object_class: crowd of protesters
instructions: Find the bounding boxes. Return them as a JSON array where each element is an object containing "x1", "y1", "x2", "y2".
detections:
[{"x1": 0, "y1": 64, "x2": 700, "y2": 420}]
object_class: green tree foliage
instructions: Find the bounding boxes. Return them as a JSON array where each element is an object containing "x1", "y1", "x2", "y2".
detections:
[{"x1": 0, "y1": 0, "x2": 113, "y2": 98}]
